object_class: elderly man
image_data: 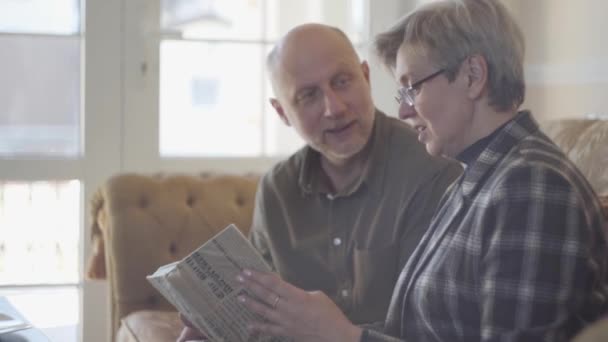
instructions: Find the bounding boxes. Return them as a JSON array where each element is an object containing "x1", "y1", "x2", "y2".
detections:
[{"x1": 177, "y1": 23, "x2": 461, "y2": 341}]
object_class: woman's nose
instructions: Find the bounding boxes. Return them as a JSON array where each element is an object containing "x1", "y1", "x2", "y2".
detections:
[{"x1": 398, "y1": 101, "x2": 417, "y2": 121}]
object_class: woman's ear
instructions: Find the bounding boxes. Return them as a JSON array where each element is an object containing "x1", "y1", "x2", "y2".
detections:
[{"x1": 465, "y1": 54, "x2": 488, "y2": 100}]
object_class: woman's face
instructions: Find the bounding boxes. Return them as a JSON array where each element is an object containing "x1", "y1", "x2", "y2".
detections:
[{"x1": 394, "y1": 45, "x2": 475, "y2": 158}]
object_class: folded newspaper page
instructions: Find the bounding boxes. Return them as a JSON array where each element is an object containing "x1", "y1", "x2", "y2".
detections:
[{"x1": 147, "y1": 224, "x2": 289, "y2": 342}]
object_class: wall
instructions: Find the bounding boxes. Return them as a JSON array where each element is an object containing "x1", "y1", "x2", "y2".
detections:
[
  {"x1": 506, "y1": 0, "x2": 608, "y2": 119},
  {"x1": 369, "y1": 0, "x2": 608, "y2": 121},
  {"x1": 368, "y1": 0, "x2": 417, "y2": 117}
]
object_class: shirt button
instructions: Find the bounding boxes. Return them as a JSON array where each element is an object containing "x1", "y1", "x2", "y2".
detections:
[
  {"x1": 341, "y1": 289, "x2": 349, "y2": 298},
  {"x1": 332, "y1": 237, "x2": 342, "y2": 246}
]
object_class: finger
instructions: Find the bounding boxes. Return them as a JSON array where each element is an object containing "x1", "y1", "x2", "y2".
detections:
[
  {"x1": 178, "y1": 314, "x2": 208, "y2": 339},
  {"x1": 238, "y1": 272, "x2": 283, "y2": 308},
  {"x1": 179, "y1": 313, "x2": 194, "y2": 328},
  {"x1": 177, "y1": 326, "x2": 206, "y2": 342},
  {"x1": 243, "y1": 269, "x2": 302, "y2": 298},
  {"x1": 239, "y1": 294, "x2": 284, "y2": 325},
  {"x1": 248, "y1": 321, "x2": 287, "y2": 338},
  {"x1": 241, "y1": 270, "x2": 283, "y2": 294}
]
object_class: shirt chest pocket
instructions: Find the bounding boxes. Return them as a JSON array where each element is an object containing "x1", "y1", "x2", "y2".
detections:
[{"x1": 351, "y1": 243, "x2": 399, "y2": 321}]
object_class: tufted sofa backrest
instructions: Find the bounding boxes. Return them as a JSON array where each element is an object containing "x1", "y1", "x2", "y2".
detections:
[
  {"x1": 88, "y1": 172, "x2": 259, "y2": 338},
  {"x1": 539, "y1": 119, "x2": 608, "y2": 197},
  {"x1": 539, "y1": 118, "x2": 608, "y2": 216}
]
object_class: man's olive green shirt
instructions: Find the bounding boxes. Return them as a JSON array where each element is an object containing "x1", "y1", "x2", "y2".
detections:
[{"x1": 249, "y1": 110, "x2": 462, "y2": 324}]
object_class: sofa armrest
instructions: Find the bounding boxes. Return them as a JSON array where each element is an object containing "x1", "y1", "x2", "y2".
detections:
[
  {"x1": 88, "y1": 172, "x2": 259, "y2": 340},
  {"x1": 86, "y1": 187, "x2": 107, "y2": 280}
]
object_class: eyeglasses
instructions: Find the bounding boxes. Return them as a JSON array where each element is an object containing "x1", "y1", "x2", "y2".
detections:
[{"x1": 395, "y1": 68, "x2": 445, "y2": 107}]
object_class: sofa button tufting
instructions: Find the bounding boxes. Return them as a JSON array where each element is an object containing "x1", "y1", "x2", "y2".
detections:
[
  {"x1": 92, "y1": 173, "x2": 262, "y2": 339},
  {"x1": 235, "y1": 196, "x2": 245, "y2": 207},
  {"x1": 186, "y1": 196, "x2": 195, "y2": 207},
  {"x1": 169, "y1": 242, "x2": 178, "y2": 255}
]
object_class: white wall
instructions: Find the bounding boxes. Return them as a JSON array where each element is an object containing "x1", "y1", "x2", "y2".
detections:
[
  {"x1": 82, "y1": 0, "x2": 123, "y2": 340},
  {"x1": 507, "y1": 0, "x2": 608, "y2": 119},
  {"x1": 411, "y1": 0, "x2": 608, "y2": 120},
  {"x1": 368, "y1": 0, "x2": 608, "y2": 120},
  {"x1": 367, "y1": 0, "x2": 418, "y2": 117}
]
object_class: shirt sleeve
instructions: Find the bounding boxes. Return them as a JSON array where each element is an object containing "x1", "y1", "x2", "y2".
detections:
[{"x1": 478, "y1": 163, "x2": 599, "y2": 341}]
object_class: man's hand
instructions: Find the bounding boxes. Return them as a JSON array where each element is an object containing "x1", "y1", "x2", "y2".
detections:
[
  {"x1": 236, "y1": 269, "x2": 362, "y2": 342},
  {"x1": 176, "y1": 313, "x2": 208, "y2": 342}
]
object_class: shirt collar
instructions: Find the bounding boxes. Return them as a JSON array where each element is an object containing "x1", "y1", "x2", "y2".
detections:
[
  {"x1": 456, "y1": 120, "x2": 507, "y2": 167},
  {"x1": 298, "y1": 109, "x2": 388, "y2": 197},
  {"x1": 459, "y1": 110, "x2": 539, "y2": 197}
]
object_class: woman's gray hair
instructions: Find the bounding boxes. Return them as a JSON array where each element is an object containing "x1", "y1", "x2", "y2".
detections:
[{"x1": 374, "y1": 0, "x2": 525, "y2": 112}]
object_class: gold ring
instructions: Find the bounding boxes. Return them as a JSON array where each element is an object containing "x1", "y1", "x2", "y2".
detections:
[{"x1": 272, "y1": 294, "x2": 281, "y2": 310}]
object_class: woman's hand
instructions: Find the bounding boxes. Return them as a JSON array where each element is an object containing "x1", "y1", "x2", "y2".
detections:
[{"x1": 236, "y1": 269, "x2": 362, "y2": 342}]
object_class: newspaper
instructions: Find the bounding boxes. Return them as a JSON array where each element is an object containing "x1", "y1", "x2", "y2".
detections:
[
  {"x1": 147, "y1": 224, "x2": 289, "y2": 342},
  {"x1": 0, "y1": 313, "x2": 32, "y2": 335}
]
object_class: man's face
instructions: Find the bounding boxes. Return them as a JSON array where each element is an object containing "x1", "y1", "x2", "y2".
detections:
[{"x1": 271, "y1": 32, "x2": 375, "y2": 165}]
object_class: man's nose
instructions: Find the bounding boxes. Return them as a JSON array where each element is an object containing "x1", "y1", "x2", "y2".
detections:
[{"x1": 323, "y1": 89, "x2": 347, "y2": 117}]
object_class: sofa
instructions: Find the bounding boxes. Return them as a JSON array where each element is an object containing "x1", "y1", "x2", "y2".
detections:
[
  {"x1": 86, "y1": 119, "x2": 608, "y2": 342},
  {"x1": 86, "y1": 173, "x2": 259, "y2": 341}
]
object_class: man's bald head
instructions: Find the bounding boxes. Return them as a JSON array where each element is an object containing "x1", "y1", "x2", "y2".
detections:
[{"x1": 267, "y1": 23, "x2": 360, "y2": 90}]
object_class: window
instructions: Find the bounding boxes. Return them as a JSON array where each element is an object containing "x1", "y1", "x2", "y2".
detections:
[
  {"x1": 0, "y1": 181, "x2": 80, "y2": 285},
  {"x1": 0, "y1": 0, "x2": 82, "y2": 341},
  {"x1": 158, "y1": 0, "x2": 369, "y2": 157},
  {"x1": 0, "y1": 1, "x2": 382, "y2": 341},
  {"x1": 0, "y1": 7, "x2": 81, "y2": 157}
]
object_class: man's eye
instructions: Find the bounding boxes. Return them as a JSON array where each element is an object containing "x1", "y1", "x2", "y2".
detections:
[
  {"x1": 333, "y1": 75, "x2": 351, "y2": 88},
  {"x1": 296, "y1": 89, "x2": 318, "y2": 103}
]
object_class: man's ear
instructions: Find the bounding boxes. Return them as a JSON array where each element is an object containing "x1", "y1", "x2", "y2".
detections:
[
  {"x1": 270, "y1": 98, "x2": 291, "y2": 126},
  {"x1": 361, "y1": 60, "x2": 371, "y2": 84},
  {"x1": 465, "y1": 54, "x2": 488, "y2": 100}
]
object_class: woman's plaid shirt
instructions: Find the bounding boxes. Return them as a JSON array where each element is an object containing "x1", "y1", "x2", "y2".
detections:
[{"x1": 363, "y1": 111, "x2": 608, "y2": 342}]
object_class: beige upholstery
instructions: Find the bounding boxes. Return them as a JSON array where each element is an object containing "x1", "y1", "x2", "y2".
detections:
[
  {"x1": 116, "y1": 311, "x2": 182, "y2": 342},
  {"x1": 87, "y1": 173, "x2": 258, "y2": 341},
  {"x1": 539, "y1": 119, "x2": 608, "y2": 197},
  {"x1": 573, "y1": 318, "x2": 608, "y2": 342},
  {"x1": 86, "y1": 119, "x2": 608, "y2": 342}
]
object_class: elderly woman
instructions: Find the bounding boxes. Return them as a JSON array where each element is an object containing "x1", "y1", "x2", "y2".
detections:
[{"x1": 236, "y1": 0, "x2": 608, "y2": 341}]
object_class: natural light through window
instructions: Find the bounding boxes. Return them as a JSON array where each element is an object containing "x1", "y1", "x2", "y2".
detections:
[
  {"x1": 0, "y1": 181, "x2": 80, "y2": 286},
  {"x1": 0, "y1": 0, "x2": 82, "y2": 339},
  {"x1": 158, "y1": 0, "x2": 367, "y2": 157}
]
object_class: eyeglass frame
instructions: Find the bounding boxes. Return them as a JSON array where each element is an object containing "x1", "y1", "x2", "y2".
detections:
[{"x1": 395, "y1": 68, "x2": 446, "y2": 107}]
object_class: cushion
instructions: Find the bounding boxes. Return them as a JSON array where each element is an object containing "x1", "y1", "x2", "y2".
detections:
[
  {"x1": 541, "y1": 119, "x2": 608, "y2": 196},
  {"x1": 116, "y1": 310, "x2": 182, "y2": 342},
  {"x1": 572, "y1": 317, "x2": 608, "y2": 342}
]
